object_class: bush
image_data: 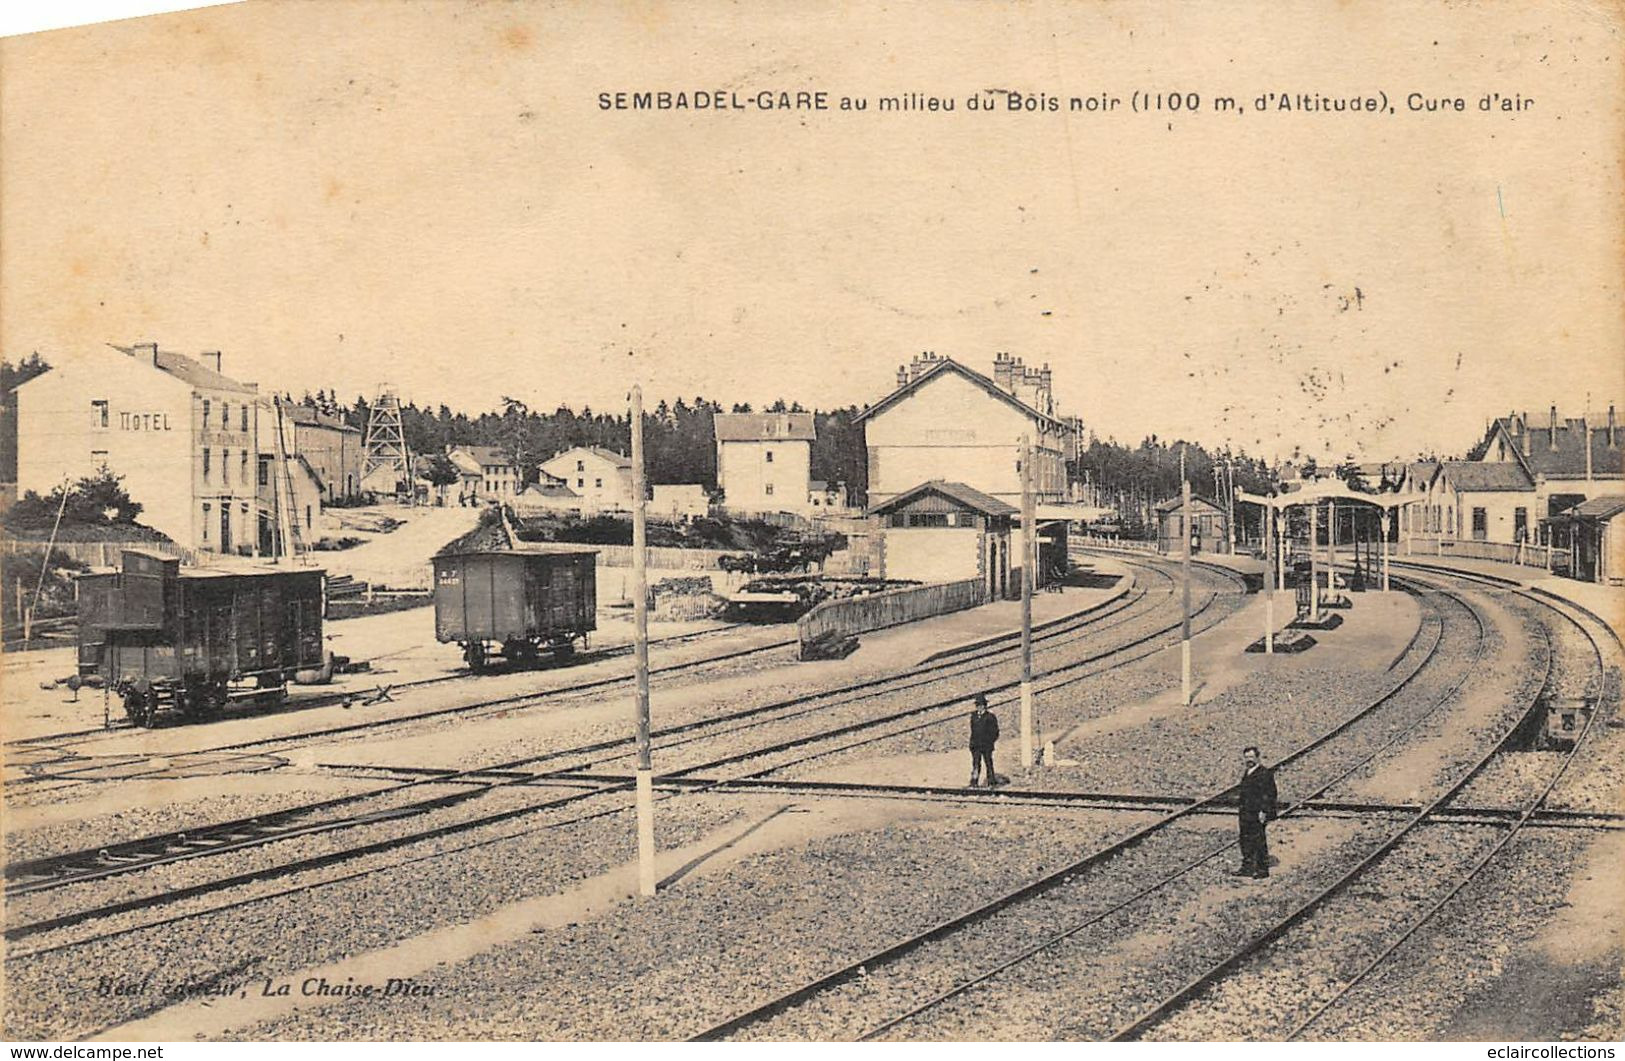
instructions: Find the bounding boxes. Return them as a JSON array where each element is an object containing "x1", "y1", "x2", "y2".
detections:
[{"x1": 3, "y1": 469, "x2": 160, "y2": 541}]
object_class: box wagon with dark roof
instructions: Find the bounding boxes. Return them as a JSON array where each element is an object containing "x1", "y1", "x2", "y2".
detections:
[{"x1": 432, "y1": 546, "x2": 597, "y2": 670}]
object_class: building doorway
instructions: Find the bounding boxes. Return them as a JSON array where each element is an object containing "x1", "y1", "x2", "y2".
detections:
[{"x1": 220, "y1": 504, "x2": 232, "y2": 553}]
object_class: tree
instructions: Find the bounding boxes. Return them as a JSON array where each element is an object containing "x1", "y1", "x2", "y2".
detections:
[{"x1": 421, "y1": 453, "x2": 461, "y2": 488}]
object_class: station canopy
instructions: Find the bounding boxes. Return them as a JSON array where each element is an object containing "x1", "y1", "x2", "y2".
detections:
[{"x1": 1235, "y1": 483, "x2": 1424, "y2": 511}]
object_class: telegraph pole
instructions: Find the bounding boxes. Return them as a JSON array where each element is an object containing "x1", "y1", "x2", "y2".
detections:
[
  {"x1": 1020, "y1": 432, "x2": 1035, "y2": 769},
  {"x1": 1309, "y1": 501, "x2": 1320, "y2": 624},
  {"x1": 1181, "y1": 445, "x2": 1193, "y2": 705},
  {"x1": 630, "y1": 384, "x2": 656, "y2": 897},
  {"x1": 1263, "y1": 501, "x2": 1275, "y2": 655}
]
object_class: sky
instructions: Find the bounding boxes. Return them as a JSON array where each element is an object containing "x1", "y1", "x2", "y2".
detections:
[{"x1": 2, "y1": 1, "x2": 1621, "y2": 465}]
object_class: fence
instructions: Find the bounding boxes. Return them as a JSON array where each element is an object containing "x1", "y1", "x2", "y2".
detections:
[
  {"x1": 1402, "y1": 535, "x2": 1555, "y2": 571},
  {"x1": 0, "y1": 538, "x2": 201, "y2": 567},
  {"x1": 1069, "y1": 535, "x2": 1159, "y2": 555},
  {"x1": 589, "y1": 544, "x2": 739, "y2": 570},
  {"x1": 797, "y1": 577, "x2": 986, "y2": 651}
]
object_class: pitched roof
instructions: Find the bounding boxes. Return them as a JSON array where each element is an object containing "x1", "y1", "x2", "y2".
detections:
[
  {"x1": 713, "y1": 412, "x2": 817, "y2": 442},
  {"x1": 1153, "y1": 495, "x2": 1226, "y2": 515},
  {"x1": 518, "y1": 481, "x2": 579, "y2": 499},
  {"x1": 1487, "y1": 417, "x2": 1625, "y2": 479},
  {"x1": 1437, "y1": 460, "x2": 1534, "y2": 493},
  {"x1": 868, "y1": 480, "x2": 1019, "y2": 518},
  {"x1": 284, "y1": 404, "x2": 360, "y2": 433},
  {"x1": 852, "y1": 357, "x2": 1063, "y2": 428},
  {"x1": 544, "y1": 445, "x2": 633, "y2": 469},
  {"x1": 108, "y1": 344, "x2": 257, "y2": 395},
  {"x1": 1568, "y1": 495, "x2": 1625, "y2": 520},
  {"x1": 449, "y1": 445, "x2": 511, "y2": 468}
]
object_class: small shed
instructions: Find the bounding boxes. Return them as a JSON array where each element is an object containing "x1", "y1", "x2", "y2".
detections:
[
  {"x1": 1552, "y1": 496, "x2": 1625, "y2": 585},
  {"x1": 1154, "y1": 495, "x2": 1229, "y2": 555},
  {"x1": 868, "y1": 480, "x2": 1016, "y2": 599}
]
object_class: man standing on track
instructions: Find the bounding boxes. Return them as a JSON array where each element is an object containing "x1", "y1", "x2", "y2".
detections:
[
  {"x1": 1234, "y1": 745, "x2": 1278, "y2": 878},
  {"x1": 969, "y1": 694, "x2": 1000, "y2": 788}
]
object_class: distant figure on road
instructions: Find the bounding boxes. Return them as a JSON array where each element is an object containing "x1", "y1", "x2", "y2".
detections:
[
  {"x1": 969, "y1": 694, "x2": 1000, "y2": 788},
  {"x1": 1234, "y1": 745, "x2": 1278, "y2": 878}
]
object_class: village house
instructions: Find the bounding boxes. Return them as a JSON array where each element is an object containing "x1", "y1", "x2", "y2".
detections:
[
  {"x1": 12, "y1": 343, "x2": 312, "y2": 556},
  {"x1": 713, "y1": 412, "x2": 816, "y2": 515},
  {"x1": 446, "y1": 444, "x2": 519, "y2": 502},
  {"x1": 284, "y1": 404, "x2": 363, "y2": 502},
  {"x1": 808, "y1": 479, "x2": 848, "y2": 511},
  {"x1": 1549, "y1": 496, "x2": 1625, "y2": 584},
  {"x1": 869, "y1": 480, "x2": 1015, "y2": 599},
  {"x1": 540, "y1": 445, "x2": 634, "y2": 514}
]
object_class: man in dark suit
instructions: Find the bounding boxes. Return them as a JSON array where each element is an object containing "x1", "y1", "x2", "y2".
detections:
[
  {"x1": 1234, "y1": 745, "x2": 1278, "y2": 878},
  {"x1": 968, "y1": 694, "x2": 1000, "y2": 788}
]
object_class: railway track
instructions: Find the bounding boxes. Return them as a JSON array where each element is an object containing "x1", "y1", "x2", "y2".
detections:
[
  {"x1": 681, "y1": 567, "x2": 1575, "y2": 1040},
  {"x1": 1119, "y1": 584, "x2": 1620, "y2": 1042},
  {"x1": 5, "y1": 620, "x2": 795, "y2": 753},
  {"x1": 3, "y1": 555, "x2": 1245, "y2": 950}
]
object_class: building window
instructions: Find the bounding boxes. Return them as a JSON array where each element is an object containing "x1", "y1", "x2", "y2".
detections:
[
  {"x1": 765, "y1": 483, "x2": 775, "y2": 496},
  {"x1": 576, "y1": 478, "x2": 585, "y2": 488},
  {"x1": 222, "y1": 402, "x2": 230, "y2": 428},
  {"x1": 202, "y1": 503, "x2": 211, "y2": 540},
  {"x1": 91, "y1": 400, "x2": 109, "y2": 428},
  {"x1": 765, "y1": 450, "x2": 774, "y2": 463},
  {"x1": 306, "y1": 506, "x2": 312, "y2": 530},
  {"x1": 241, "y1": 405, "x2": 249, "y2": 431},
  {"x1": 203, "y1": 448, "x2": 212, "y2": 480},
  {"x1": 1514, "y1": 507, "x2": 1528, "y2": 542},
  {"x1": 240, "y1": 450, "x2": 248, "y2": 483},
  {"x1": 1471, "y1": 507, "x2": 1487, "y2": 540},
  {"x1": 223, "y1": 449, "x2": 231, "y2": 485},
  {"x1": 576, "y1": 460, "x2": 584, "y2": 471},
  {"x1": 258, "y1": 458, "x2": 269, "y2": 487},
  {"x1": 202, "y1": 399, "x2": 211, "y2": 423},
  {"x1": 595, "y1": 478, "x2": 603, "y2": 488},
  {"x1": 91, "y1": 450, "x2": 109, "y2": 469}
]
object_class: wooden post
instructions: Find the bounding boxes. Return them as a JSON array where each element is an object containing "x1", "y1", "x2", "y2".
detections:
[
  {"x1": 1181, "y1": 446, "x2": 1193, "y2": 705},
  {"x1": 1264, "y1": 502, "x2": 1274, "y2": 655},
  {"x1": 1020, "y1": 432, "x2": 1035, "y2": 768},
  {"x1": 631, "y1": 384, "x2": 656, "y2": 897},
  {"x1": 1309, "y1": 502, "x2": 1320, "y2": 623},
  {"x1": 1380, "y1": 509, "x2": 1391, "y2": 592}
]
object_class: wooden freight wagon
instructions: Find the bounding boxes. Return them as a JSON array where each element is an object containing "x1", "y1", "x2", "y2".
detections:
[
  {"x1": 432, "y1": 545, "x2": 597, "y2": 671},
  {"x1": 77, "y1": 550, "x2": 326, "y2": 727}
]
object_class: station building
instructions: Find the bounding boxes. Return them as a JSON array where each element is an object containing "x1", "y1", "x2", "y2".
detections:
[
  {"x1": 12, "y1": 343, "x2": 314, "y2": 555},
  {"x1": 1154, "y1": 495, "x2": 1230, "y2": 554},
  {"x1": 869, "y1": 480, "x2": 1015, "y2": 599}
]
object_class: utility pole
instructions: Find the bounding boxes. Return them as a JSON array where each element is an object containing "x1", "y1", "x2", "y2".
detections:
[
  {"x1": 1263, "y1": 501, "x2": 1275, "y2": 655},
  {"x1": 1181, "y1": 445, "x2": 1193, "y2": 705},
  {"x1": 1309, "y1": 501, "x2": 1320, "y2": 624},
  {"x1": 1020, "y1": 432, "x2": 1035, "y2": 768},
  {"x1": 631, "y1": 384, "x2": 656, "y2": 897}
]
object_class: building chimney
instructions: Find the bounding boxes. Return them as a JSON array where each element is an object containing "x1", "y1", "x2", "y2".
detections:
[
  {"x1": 1507, "y1": 410, "x2": 1518, "y2": 436},
  {"x1": 1521, "y1": 424, "x2": 1531, "y2": 457},
  {"x1": 202, "y1": 350, "x2": 223, "y2": 374},
  {"x1": 133, "y1": 341, "x2": 159, "y2": 366},
  {"x1": 1550, "y1": 405, "x2": 1559, "y2": 450},
  {"x1": 993, "y1": 352, "x2": 1016, "y2": 394}
]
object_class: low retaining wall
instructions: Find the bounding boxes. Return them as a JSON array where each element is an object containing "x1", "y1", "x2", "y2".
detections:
[
  {"x1": 797, "y1": 576, "x2": 987, "y2": 652},
  {"x1": 1404, "y1": 535, "x2": 1555, "y2": 570}
]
